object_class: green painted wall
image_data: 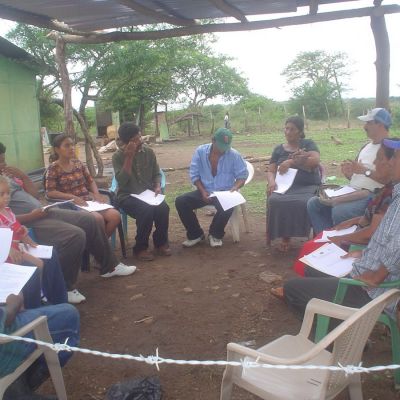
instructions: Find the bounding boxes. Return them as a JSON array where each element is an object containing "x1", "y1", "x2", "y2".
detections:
[{"x1": 0, "y1": 55, "x2": 43, "y2": 171}]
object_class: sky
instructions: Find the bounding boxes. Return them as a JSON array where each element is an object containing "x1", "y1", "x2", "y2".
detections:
[{"x1": 0, "y1": 0, "x2": 399, "y2": 104}]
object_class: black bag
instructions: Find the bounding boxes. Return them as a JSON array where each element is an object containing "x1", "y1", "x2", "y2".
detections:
[{"x1": 106, "y1": 376, "x2": 162, "y2": 400}]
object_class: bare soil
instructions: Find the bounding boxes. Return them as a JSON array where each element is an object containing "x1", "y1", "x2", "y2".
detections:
[{"x1": 43, "y1": 138, "x2": 398, "y2": 399}]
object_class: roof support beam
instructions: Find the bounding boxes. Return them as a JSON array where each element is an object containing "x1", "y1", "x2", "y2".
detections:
[
  {"x1": 116, "y1": 0, "x2": 196, "y2": 26},
  {"x1": 208, "y1": 0, "x2": 248, "y2": 22},
  {"x1": 53, "y1": 4, "x2": 400, "y2": 44},
  {"x1": 0, "y1": 4, "x2": 92, "y2": 36}
]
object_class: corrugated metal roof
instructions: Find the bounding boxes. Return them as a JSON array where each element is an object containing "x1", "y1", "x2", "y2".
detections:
[
  {"x1": 0, "y1": 0, "x2": 361, "y2": 32},
  {"x1": 0, "y1": 36, "x2": 42, "y2": 71}
]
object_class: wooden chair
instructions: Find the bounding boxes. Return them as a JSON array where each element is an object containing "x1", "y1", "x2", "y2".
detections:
[
  {"x1": 315, "y1": 277, "x2": 400, "y2": 389},
  {"x1": 220, "y1": 289, "x2": 400, "y2": 400},
  {"x1": 0, "y1": 316, "x2": 67, "y2": 400}
]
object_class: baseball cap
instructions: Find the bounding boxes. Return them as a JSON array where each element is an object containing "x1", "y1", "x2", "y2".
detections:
[
  {"x1": 383, "y1": 138, "x2": 400, "y2": 150},
  {"x1": 357, "y1": 108, "x2": 392, "y2": 128},
  {"x1": 213, "y1": 128, "x2": 233, "y2": 152}
]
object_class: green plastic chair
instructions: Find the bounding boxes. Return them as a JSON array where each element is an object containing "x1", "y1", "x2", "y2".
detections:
[{"x1": 315, "y1": 277, "x2": 400, "y2": 389}]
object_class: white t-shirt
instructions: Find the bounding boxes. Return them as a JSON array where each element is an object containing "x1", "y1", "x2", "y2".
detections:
[{"x1": 350, "y1": 142, "x2": 383, "y2": 191}]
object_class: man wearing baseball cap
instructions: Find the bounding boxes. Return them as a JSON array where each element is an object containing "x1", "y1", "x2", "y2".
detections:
[
  {"x1": 175, "y1": 128, "x2": 248, "y2": 248},
  {"x1": 307, "y1": 107, "x2": 392, "y2": 234},
  {"x1": 284, "y1": 137, "x2": 400, "y2": 322}
]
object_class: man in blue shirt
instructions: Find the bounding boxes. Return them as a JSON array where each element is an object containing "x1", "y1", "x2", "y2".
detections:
[
  {"x1": 175, "y1": 128, "x2": 248, "y2": 248},
  {"x1": 283, "y1": 138, "x2": 400, "y2": 321}
]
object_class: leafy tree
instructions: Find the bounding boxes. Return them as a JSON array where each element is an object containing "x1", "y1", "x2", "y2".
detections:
[{"x1": 282, "y1": 50, "x2": 350, "y2": 119}]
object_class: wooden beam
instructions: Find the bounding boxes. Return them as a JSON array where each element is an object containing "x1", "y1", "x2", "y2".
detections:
[
  {"x1": 208, "y1": 0, "x2": 248, "y2": 23},
  {"x1": 0, "y1": 4, "x2": 93, "y2": 36},
  {"x1": 371, "y1": 14, "x2": 390, "y2": 108},
  {"x1": 116, "y1": 0, "x2": 196, "y2": 26},
  {"x1": 309, "y1": 0, "x2": 319, "y2": 15},
  {"x1": 52, "y1": 4, "x2": 400, "y2": 44}
]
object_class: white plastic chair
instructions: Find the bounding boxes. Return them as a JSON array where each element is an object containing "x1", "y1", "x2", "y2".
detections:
[
  {"x1": 229, "y1": 161, "x2": 254, "y2": 242},
  {"x1": 220, "y1": 289, "x2": 400, "y2": 400},
  {"x1": 0, "y1": 316, "x2": 67, "y2": 400}
]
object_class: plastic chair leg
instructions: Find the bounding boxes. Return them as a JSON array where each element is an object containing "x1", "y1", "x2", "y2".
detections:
[{"x1": 118, "y1": 222, "x2": 127, "y2": 258}]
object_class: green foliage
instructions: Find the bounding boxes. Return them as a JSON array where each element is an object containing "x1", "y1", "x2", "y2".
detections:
[{"x1": 282, "y1": 50, "x2": 350, "y2": 120}]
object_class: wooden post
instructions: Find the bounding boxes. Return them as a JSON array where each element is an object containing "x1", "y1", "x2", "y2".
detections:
[
  {"x1": 302, "y1": 105, "x2": 308, "y2": 130},
  {"x1": 324, "y1": 102, "x2": 331, "y2": 129},
  {"x1": 371, "y1": 10, "x2": 390, "y2": 109},
  {"x1": 55, "y1": 35, "x2": 75, "y2": 137},
  {"x1": 347, "y1": 104, "x2": 351, "y2": 128},
  {"x1": 154, "y1": 102, "x2": 160, "y2": 138}
]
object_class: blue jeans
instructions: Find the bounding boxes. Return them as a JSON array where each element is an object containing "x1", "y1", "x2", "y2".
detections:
[
  {"x1": 307, "y1": 195, "x2": 372, "y2": 235},
  {"x1": 0, "y1": 303, "x2": 80, "y2": 377},
  {"x1": 22, "y1": 249, "x2": 68, "y2": 309}
]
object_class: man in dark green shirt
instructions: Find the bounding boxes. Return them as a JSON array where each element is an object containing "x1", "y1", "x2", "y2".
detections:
[{"x1": 112, "y1": 122, "x2": 170, "y2": 261}]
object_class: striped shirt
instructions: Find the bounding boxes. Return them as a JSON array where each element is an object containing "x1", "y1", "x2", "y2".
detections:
[{"x1": 351, "y1": 182, "x2": 400, "y2": 319}]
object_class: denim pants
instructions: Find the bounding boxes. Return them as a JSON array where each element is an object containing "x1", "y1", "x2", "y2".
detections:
[
  {"x1": 307, "y1": 195, "x2": 371, "y2": 235},
  {"x1": 175, "y1": 190, "x2": 234, "y2": 240},
  {"x1": 0, "y1": 303, "x2": 80, "y2": 377},
  {"x1": 22, "y1": 249, "x2": 68, "y2": 309}
]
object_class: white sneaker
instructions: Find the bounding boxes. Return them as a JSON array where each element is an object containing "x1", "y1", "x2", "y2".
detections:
[
  {"x1": 209, "y1": 234, "x2": 223, "y2": 248},
  {"x1": 182, "y1": 235, "x2": 205, "y2": 248},
  {"x1": 68, "y1": 289, "x2": 86, "y2": 304},
  {"x1": 101, "y1": 263, "x2": 136, "y2": 278}
]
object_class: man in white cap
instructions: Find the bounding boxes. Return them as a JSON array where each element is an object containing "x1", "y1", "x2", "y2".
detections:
[
  {"x1": 284, "y1": 137, "x2": 400, "y2": 320},
  {"x1": 307, "y1": 108, "x2": 392, "y2": 234}
]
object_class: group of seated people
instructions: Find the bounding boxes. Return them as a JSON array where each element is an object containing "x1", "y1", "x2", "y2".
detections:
[
  {"x1": 267, "y1": 108, "x2": 400, "y2": 326},
  {"x1": 1, "y1": 108, "x2": 399, "y2": 399}
]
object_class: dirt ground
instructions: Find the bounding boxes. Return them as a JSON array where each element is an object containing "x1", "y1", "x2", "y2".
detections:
[{"x1": 42, "y1": 138, "x2": 398, "y2": 399}]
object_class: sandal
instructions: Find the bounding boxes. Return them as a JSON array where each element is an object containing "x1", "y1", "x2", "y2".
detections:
[{"x1": 270, "y1": 287, "x2": 285, "y2": 301}]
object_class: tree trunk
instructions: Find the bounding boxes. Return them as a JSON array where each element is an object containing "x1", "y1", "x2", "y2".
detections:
[
  {"x1": 154, "y1": 102, "x2": 160, "y2": 138},
  {"x1": 138, "y1": 102, "x2": 145, "y2": 134},
  {"x1": 54, "y1": 35, "x2": 75, "y2": 137},
  {"x1": 371, "y1": 12, "x2": 390, "y2": 109},
  {"x1": 52, "y1": 98, "x2": 104, "y2": 177}
]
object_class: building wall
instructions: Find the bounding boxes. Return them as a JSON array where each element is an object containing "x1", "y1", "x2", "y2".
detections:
[{"x1": 0, "y1": 55, "x2": 43, "y2": 171}]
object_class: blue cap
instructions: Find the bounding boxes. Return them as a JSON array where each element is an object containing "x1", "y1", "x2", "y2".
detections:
[{"x1": 358, "y1": 108, "x2": 392, "y2": 128}]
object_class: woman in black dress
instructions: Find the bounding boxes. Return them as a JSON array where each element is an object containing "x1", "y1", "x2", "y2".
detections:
[{"x1": 266, "y1": 116, "x2": 321, "y2": 251}]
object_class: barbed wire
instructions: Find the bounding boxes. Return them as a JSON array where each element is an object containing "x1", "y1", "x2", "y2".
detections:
[{"x1": 1, "y1": 332, "x2": 399, "y2": 375}]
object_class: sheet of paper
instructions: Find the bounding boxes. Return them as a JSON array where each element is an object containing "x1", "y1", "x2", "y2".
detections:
[
  {"x1": 209, "y1": 190, "x2": 246, "y2": 211},
  {"x1": 20, "y1": 244, "x2": 53, "y2": 259},
  {"x1": 0, "y1": 263, "x2": 37, "y2": 303},
  {"x1": 131, "y1": 190, "x2": 165, "y2": 206},
  {"x1": 315, "y1": 225, "x2": 358, "y2": 243},
  {"x1": 273, "y1": 168, "x2": 298, "y2": 194},
  {"x1": 42, "y1": 199, "x2": 75, "y2": 211},
  {"x1": 324, "y1": 185, "x2": 356, "y2": 198},
  {"x1": 76, "y1": 201, "x2": 114, "y2": 212},
  {"x1": 300, "y1": 242, "x2": 355, "y2": 277},
  {"x1": 0, "y1": 228, "x2": 13, "y2": 264}
]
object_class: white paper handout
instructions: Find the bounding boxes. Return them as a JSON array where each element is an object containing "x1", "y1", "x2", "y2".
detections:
[
  {"x1": 20, "y1": 244, "x2": 53, "y2": 259},
  {"x1": 0, "y1": 263, "x2": 37, "y2": 303},
  {"x1": 42, "y1": 199, "x2": 75, "y2": 211},
  {"x1": 0, "y1": 228, "x2": 37, "y2": 303},
  {"x1": 131, "y1": 190, "x2": 165, "y2": 206},
  {"x1": 76, "y1": 201, "x2": 114, "y2": 212},
  {"x1": 315, "y1": 225, "x2": 358, "y2": 243},
  {"x1": 273, "y1": 168, "x2": 298, "y2": 194},
  {"x1": 299, "y1": 242, "x2": 355, "y2": 277},
  {"x1": 324, "y1": 185, "x2": 356, "y2": 198},
  {"x1": 209, "y1": 190, "x2": 246, "y2": 211},
  {"x1": 0, "y1": 228, "x2": 13, "y2": 264}
]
